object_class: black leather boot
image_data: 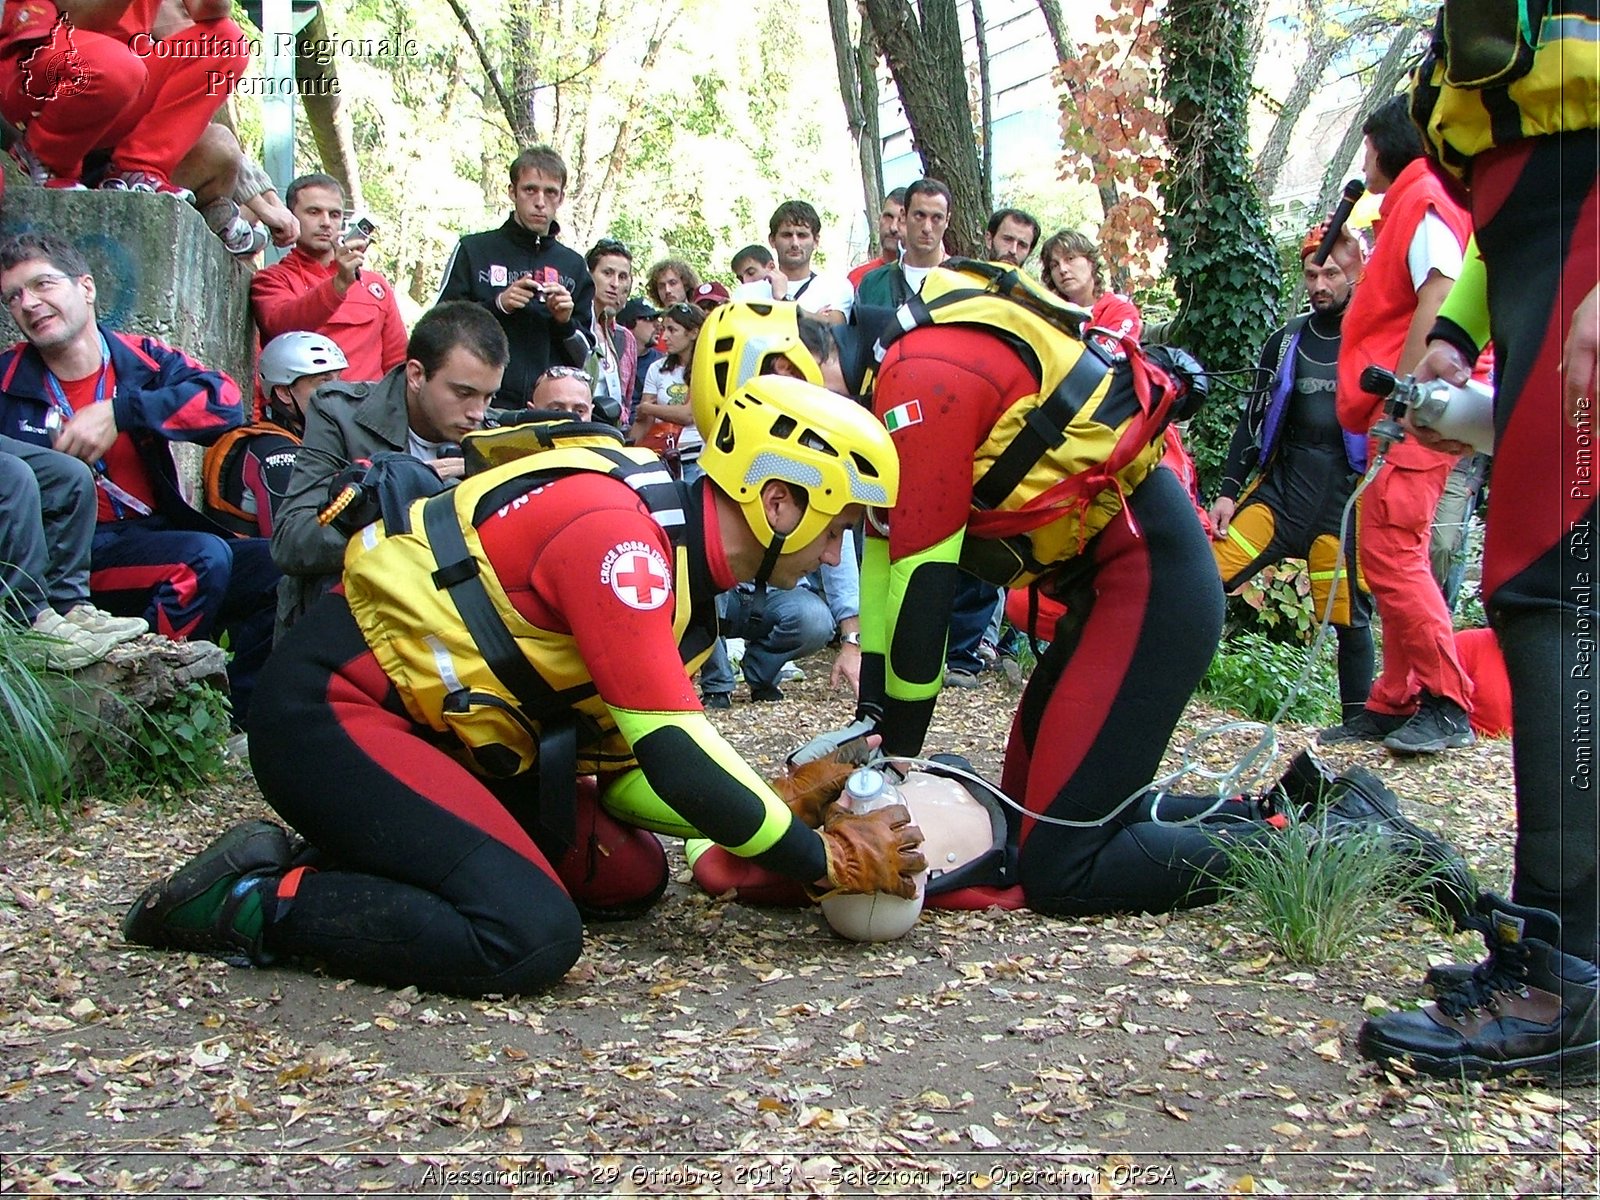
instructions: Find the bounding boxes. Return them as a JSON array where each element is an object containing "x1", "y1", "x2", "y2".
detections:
[{"x1": 1359, "y1": 893, "x2": 1600, "y2": 1083}]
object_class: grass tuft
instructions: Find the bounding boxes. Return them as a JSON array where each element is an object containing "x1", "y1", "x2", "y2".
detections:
[
  {"x1": 0, "y1": 619, "x2": 85, "y2": 826},
  {"x1": 1216, "y1": 817, "x2": 1450, "y2": 965}
]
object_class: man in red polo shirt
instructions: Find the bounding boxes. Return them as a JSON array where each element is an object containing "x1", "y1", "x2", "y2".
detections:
[{"x1": 249, "y1": 173, "x2": 407, "y2": 383}]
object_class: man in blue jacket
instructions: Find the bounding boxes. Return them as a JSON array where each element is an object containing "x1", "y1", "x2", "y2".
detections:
[{"x1": 0, "y1": 232, "x2": 276, "y2": 722}]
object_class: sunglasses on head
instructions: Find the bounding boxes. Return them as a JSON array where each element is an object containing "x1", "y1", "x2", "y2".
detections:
[{"x1": 538, "y1": 365, "x2": 593, "y2": 384}]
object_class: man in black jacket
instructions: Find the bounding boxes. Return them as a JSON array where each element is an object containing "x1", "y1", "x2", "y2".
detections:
[{"x1": 436, "y1": 146, "x2": 593, "y2": 406}]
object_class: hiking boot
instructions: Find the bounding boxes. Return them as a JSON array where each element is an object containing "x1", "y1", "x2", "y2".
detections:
[
  {"x1": 1383, "y1": 691, "x2": 1476, "y2": 755},
  {"x1": 1423, "y1": 960, "x2": 1477, "y2": 998},
  {"x1": 944, "y1": 668, "x2": 982, "y2": 690},
  {"x1": 701, "y1": 692, "x2": 732, "y2": 710},
  {"x1": 6, "y1": 139, "x2": 83, "y2": 189},
  {"x1": 1316, "y1": 767, "x2": 1479, "y2": 931},
  {"x1": 1317, "y1": 706, "x2": 1408, "y2": 745},
  {"x1": 122, "y1": 820, "x2": 291, "y2": 965},
  {"x1": 25, "y1": 608, "x2": 118, "y2": 670},
  {"x1": 749, "y1": 684, "x2": 784, "y2": 702},
  {"x1": 61, "y1": 602, "x2": 147, "y2": 644},
  {"x1": 1359, "y1": 894, "x2": 1600, "y2": 1083},
  {"x1": 98, "y1": 169, "x2": 194, "y2": 202},
  {"x1": 1260, "y1": 746, "x2": 1339, "y2": 819}
]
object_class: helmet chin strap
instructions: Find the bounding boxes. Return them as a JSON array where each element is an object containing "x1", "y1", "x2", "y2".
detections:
[
  {"x1": 265, "y1": 393, "x2": 304, "y2": 438},
  {"x1": 748, "y1": 531, "x2": 788, "y2": 622}
]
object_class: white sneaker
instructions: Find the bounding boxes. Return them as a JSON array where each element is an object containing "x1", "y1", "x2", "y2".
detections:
[
  {"x1": 27, "y1": 608, "x2": 119, "y2": 670},
  {"x1": 63, "y1": 603, "x2": 147, "y2": 644},
  {"x1": 777, "y1": 662, "x2": 806, "y2": 683}
]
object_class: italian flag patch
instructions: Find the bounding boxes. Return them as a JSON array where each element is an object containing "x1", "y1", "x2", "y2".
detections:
[{"x1": 883, "y1": 400, "x2": 923, "y2": 432}]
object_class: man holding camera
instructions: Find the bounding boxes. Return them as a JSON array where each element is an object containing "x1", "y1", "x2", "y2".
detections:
[
  {"x1": 436, "y1": 145, "x2": 594, "y2": 407},
  {"x1": 269, "y1": 303, "x2": 505, "y2": 637},
  {"x1": 249, "y1": 174, "x2": 407, "y2": 384}
]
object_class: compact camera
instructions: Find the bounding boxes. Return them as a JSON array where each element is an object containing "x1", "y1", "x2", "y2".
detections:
[
  {"x1": 341, "y1": 213, "x2": 377, "y2": 243},
  {"x1": 1360, "y1": 366, "x2": 1496, "y2": 456}
]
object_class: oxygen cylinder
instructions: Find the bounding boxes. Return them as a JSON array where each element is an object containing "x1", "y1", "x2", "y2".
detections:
[{"x1": 1407, "y1": 377, "x2": 1496, "y2": 456}]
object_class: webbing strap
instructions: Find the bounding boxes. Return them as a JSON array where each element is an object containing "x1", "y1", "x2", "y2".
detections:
[
  {"x1": 972, "y1": 348, "x2": 1111, "y2": 512},
  {"x1": 421, "y1": 491, "x2": 578, "y2": 846}
]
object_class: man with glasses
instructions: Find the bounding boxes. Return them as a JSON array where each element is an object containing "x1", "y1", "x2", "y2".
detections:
[
  {"x1": 437, "y1": 145, "x2": 593, "y2": 407},
  {"x1": 0, "y1": 232, "x2": 276, "y2": 722}
]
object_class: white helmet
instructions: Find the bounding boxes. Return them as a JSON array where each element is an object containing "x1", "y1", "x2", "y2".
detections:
[{"x1": 258, "y1": 331, "x2": 348, "y2": 393}]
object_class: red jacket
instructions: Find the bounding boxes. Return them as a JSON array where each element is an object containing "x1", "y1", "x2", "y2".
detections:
[
  {"x1": 1336, "y1": 160, "x2": 1474, "y2": 439},
  {"x1": 250, "y1": 248, "x2": 407, "y2": 383}
]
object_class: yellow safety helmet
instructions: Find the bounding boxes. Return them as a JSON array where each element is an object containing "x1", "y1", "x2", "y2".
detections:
[
  {"x1": 689, "y1": 301, "x2": 827, "y2": 437},
  {"x1": 699, "y1": 374, "x2": 899, "y2": 555}
]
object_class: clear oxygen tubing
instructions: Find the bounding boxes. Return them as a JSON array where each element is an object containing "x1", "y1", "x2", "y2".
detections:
[{"x1": 872, "y1": 446, "x2": 1392, "y2": 831}]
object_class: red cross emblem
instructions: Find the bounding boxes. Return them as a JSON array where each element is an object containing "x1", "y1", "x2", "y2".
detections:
[{"x1": 609, "y1": 548, "x2": 670, "y2": 610}]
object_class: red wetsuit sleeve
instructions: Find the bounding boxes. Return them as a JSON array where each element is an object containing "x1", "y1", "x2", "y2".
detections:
[
  {"x1": 865, "y1": 328, "x2": 1037, "y2": 754},
  {"x1": 476, "y1": 473, "x2": 827, "y2": 879}
]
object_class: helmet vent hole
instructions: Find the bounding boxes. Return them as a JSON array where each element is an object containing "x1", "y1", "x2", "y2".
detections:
[
  {"x1": 769, "y1": 414, "x2": 797, "y2": 440},
  {"x1": 851, "y1": 451, "x2": 878, "y2": 478},
  {"x1": 800, "y1": 429, "x2": 837, "y2": 457},
  {"x1": 715, "y1": 416, "x2": 735, "y2": 452}
]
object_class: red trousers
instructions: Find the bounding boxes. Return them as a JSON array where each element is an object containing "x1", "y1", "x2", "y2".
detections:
[
  {"x1": 1359, "y1": 441, "x2": 1474, "y2": 714},
  {"x1": 0, "y1": 19, "x2": 247, "y2": 181}
]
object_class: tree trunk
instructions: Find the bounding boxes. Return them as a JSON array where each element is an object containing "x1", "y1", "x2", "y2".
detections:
[
  {"x1": 1314, "y1": 22, "x2": 1424, "y2": 218},
  {"x1": 578, "y1": 9, "x2": 679, "y2": 237},
  {"x1": 1251, "y1": 0, "x2": 1337, "y2": 200},
  {"x1": 857, "y1": 26, "x2": 885, "y2": 236},
  {"x1": 972, "y1": 0, "x2": 994, "y2": 215},
  {"x1": 442, "y1": 0, "x2": 522, "y2": 141},
  {"x1": 860, "y1": 0, "x2": 987, "y2": 255},
  {"x1": 827, "y1": 0, "x2": 883, "y2": 249},
  {"x1": 295, "y1": 8, "x2": 361, "y2": 207},
  {"x1": 1033, "y1": 0, "x2": 1121, "y2": 222},
  {"x1": 1160, "y1": 0, "x2": 1283, "y2": 491}
]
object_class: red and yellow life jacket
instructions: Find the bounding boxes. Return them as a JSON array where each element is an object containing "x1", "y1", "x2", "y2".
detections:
[
  {"x1": 342, "y1": 444, "x2": 713, "y2": 778},
  {"x1": 875, "y1": 259, "x2": 1187, "y2": 587},
  {"x1": 1410, "y1": 0, "x2": 1600, "y2": 183}
]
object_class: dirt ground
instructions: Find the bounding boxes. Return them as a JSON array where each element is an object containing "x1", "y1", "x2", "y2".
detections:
[{"x1": 2, "y1": 655, "x2": 1597, "y2": 1197}]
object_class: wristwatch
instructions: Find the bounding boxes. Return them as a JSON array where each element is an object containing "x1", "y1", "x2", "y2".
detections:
[{"x1": 839, "y1": 631, "x2": 861, "y2": 646}]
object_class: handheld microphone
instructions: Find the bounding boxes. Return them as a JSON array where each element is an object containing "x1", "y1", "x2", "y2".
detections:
[{"x1": 1310, "y1": 179, "x2": 1366, "y2": 266}]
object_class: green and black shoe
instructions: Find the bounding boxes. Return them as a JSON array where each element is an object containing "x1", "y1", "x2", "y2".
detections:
[{"x1": 123, "y1": 820, "x2": 292, "y2": 966}]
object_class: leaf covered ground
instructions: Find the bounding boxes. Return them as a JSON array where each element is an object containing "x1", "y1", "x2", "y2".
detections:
[{"x1": 2, "y1": 657, "x2": 1597, "y2": 1197}]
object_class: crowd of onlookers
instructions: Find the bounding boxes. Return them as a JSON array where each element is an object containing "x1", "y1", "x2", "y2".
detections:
[
  {"x1": 0, "y1": 47, "x2": 1132, "y2": 716},
  {"x1": 0, "y1": 3, "x2": 1492, "y2": 742}
]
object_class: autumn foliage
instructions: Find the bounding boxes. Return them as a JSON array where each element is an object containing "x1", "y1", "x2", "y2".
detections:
[{"x1": 1055, "y1": 0, "x2": 1166, "y2": 288}]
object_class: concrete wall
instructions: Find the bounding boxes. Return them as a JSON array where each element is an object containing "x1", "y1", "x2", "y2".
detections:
[{"x1": 0, "y1": 186, "x2": 255, "y2": 388}]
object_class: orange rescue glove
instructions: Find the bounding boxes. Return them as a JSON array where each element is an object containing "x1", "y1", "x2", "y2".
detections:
[
  {"x1": 815, "y1": 803, "x2": 927, "y2": 899},
  {"x1": 768, "y1": 735, "x2": 875, "y2": 828}
]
